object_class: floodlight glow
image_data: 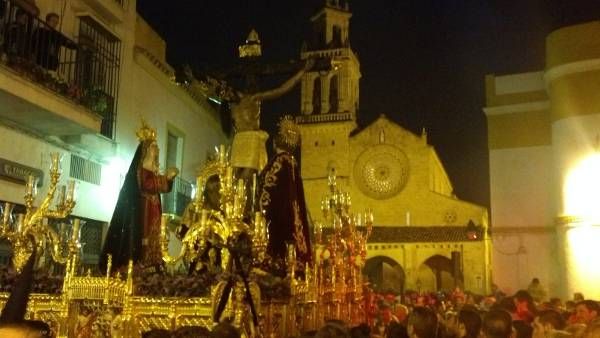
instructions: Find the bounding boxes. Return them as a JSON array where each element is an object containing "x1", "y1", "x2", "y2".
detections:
[
  {"x1": 564, "y1": 154, "x2": 600, "y2": 224},
  {"x1": 99, "y1": 157, "x2": 128, "y2": 214},
  {"x1": 565, "y1": 226, "x2": 600, "y2": 299}
]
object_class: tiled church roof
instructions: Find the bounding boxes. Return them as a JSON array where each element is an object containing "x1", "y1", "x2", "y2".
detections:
[
  {"x1": 369, "y1": 226, "x2": 484, "y2": 243},
  {"x1": 323, "y1": 226, "x2": 484, "y2": 243}
]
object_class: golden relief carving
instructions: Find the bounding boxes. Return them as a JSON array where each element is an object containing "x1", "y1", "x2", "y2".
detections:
[{"x1": 293, "y1": 201, "x2": 308, "y2": 254}]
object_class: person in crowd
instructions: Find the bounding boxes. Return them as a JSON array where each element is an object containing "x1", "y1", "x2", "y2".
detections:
[
  {"x1": 386, "y1": 322, "x2": 408, "y2": 338},
  {"x1": 408, "y1": 307, "x2": 439, "y2": 338},
  {"x1": 482, "y1": 310, "x2": 514, "y2": 338},
  {"x1": 458, "y1": 309, "x2": 482, "y2": 338},
  {"x1": 210, "y1": 321, "x2": 241, "y2": 338},
  {"x1": 142, "y1": 329, "x2": 172, "y2": 338},
  {"x1": 32, "y1": 12, "x2": 77, "y2": 71},
  {"x1": 533, "y1": 310, "x2": 569, "y2": 338},
  {"x1": 514, "y1": 290, "x2": 536, "y2": 323},
  {"x1": 172, "y1": 325, "x2": 211, "y2": 338},
  {"x1": 584, "y1": 322, "x2": 600, "y2": 338},
  {"x1": 549, "y1": 298, "x2": 564, "y2": 312},
  {"x1": 443, "y1": 311, "x2": 460, "y2": 338},
  {"x1": 0, "y1": 321, "x2": 51, "y2": 338},
  {"x1": 348, "y1": 323, "x2": 370, "y2": 338},
  {"x1": 528, "y1": 279, "x2": 548, "y2": 304},
  {"x1": 0, "y1": 239, "x2": 52, "y2": 338},
  {"x1": 315, "y1": 320, "x2": 351, "y2": 338},
  {"x1": 575, "y1": 301, "x2": 600, "y2": 325}
]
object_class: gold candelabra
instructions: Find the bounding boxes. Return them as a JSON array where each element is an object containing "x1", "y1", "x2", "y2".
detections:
[
  {"x1": 313, "y1": 173, "x2": 373, "y2": 326},
  {"x1": 160, "y1": 145, "x2": 267, "y2": 333},
  {"x1": 0, "y1": 152, "x2": 80, "y2": 272}
]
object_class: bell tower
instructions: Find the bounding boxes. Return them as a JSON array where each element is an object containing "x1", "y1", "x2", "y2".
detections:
[
  {"x1": 299, "y1": 0, "x2": 360, "y2": 117},
  {"x1": 297, "y1": 0, "x2": 360, "y2": 187}
]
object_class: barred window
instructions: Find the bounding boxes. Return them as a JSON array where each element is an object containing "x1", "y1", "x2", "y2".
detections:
[{"x1": 77, "y1": 16, "x2": 121, "y2": 139}]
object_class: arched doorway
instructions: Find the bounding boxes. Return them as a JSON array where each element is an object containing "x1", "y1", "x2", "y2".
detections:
[
  {"x1": 364, "y1": 256, "x2": 405, "y2": 294},
  {"x1": 417, "y1": 254, "x2": 461, "y2": 292}
]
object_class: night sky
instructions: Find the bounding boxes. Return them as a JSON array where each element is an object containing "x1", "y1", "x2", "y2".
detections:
[{"x1": 137, "y1": 0, "x2": 600, "y2": 208}]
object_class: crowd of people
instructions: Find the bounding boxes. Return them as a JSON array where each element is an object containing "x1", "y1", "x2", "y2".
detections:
[
  {"x1": 0, "y1": 264, "x2": 63, "y2": 294},
  {"x1": 298, "y1": 278, "x2": 600, "y2": 338},
  {"x1": 139, "y1": 278, "x2": 599, "y2": 338}
]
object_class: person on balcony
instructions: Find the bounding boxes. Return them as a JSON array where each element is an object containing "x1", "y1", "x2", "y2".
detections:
[
  {"x1": 4, "y1": 8, "x2": 30, "y2": 59},
  {"x1": 32, "y1": 12, "x2": 76, "y2": 72},
  {"x1": 258, "y1": 116, "x2": 312, "y2": 276},
  {"x1": 100, "y1": 122, "x2": 179, "y2": 273}
]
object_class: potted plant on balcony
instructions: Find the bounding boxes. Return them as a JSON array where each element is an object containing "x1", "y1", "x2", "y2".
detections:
[{"x1": 82, "y1": 87, "x2": 109, "y2": 116}]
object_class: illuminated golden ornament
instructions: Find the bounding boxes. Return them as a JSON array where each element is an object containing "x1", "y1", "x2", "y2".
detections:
[
  {"x1": 0, "y1": 152, "x2": 80, "y2": 273},
  {"x1": 276, "y1": 115, "x2": 301, "y2": 151},
  {"x1": 135, "y1": 119, "x2": 157, "y2": 144},
  {"x1": 238, "y1": 29, "x2": 262, "y2": 58}
]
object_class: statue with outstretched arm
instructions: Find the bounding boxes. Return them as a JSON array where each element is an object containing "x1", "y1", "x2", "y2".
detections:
[{"x1": 184, "y1": 59, "x2": 314, "y2": 171}]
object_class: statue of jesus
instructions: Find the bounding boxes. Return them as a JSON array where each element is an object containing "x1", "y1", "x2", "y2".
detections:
[{"x1": 184, "y1": 59, "x2": 313, "y2": 171}]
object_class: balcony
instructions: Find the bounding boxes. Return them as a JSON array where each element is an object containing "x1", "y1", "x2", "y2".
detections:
[
  {"x1": 76, "y1": 0, "x2": 127, "y2": 23},
  {"x1": 162, "y1": 177, "x2": 193, "y2": 218},
  {"x1": 0, "y1": 1, "x2": 119, "y2": 139}
]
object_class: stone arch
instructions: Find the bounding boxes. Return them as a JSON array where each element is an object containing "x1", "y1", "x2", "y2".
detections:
[
  {"x1": 416, "y1": 254, "x2": 458, "y2": 292},
  {"x1": 364, "y1": 255, "x2": 405, "y2": 294}
]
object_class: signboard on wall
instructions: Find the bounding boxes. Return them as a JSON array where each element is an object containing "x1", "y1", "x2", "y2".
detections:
[{"x1": 0, "y1": 158, "x2": 44, "y2": 186}]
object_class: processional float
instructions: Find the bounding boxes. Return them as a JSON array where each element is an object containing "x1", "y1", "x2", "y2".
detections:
[{"x1": 0, "y1": 147, "x2": 373, "y2": 337}]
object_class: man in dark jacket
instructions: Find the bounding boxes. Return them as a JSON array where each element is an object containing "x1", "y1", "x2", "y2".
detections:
[{"x1": 33, "y1": 12, "x2": 76, "y2": 71}]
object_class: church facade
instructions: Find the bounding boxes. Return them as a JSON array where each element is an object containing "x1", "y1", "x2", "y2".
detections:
[{"x1": 296, "y1": 1, "x2": 491, "y2": 294}]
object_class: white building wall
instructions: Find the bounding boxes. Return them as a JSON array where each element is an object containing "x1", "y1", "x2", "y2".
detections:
[
  {"x1": 488, "y1": 145, "x2": 558, "y2": 294},
  {"x1": 0, "y1": 0, "x2": 227, "y2": 225}
]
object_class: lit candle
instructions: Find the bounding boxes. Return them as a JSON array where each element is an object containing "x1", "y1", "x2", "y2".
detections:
[
  {"x1": 195, "y1": 176, "x2": 204, "y2": 203},
  {"x1": 56, "y1": 185, "x2": 66, "y2": 207},
  {"x1": 50, "y1": 152, "x2": 60, "y2": 172},
  {"x1": 66, "y1": 180, "x2": 76, "y2": 202},
  {"x1": 225, "y1": 167, "x2": 233, "y2": 188},
  {"x1": 2, "y1": 202, "x2": 13, "y2": 226},
  {"x1": 71, "y1": 219, "x2": 80, "y2": 242},
  {"x1": 16, "y1": 214, "x2": 24, "y2": 233},
  {"x1": 339, "y1": 192, "x2": 345, "y2": 206},
  {"x1": 251, "y1": 173, "x2": 257, "y2": 211},
  {"x1": 160, "y1": 215, "x2": 169, "y2": 237},
  {"x1": 315, "y1": 222, "x2": 323, "y2": 243},
  {"x1": 26, "y1": 175, "x2": 35, "y2": 195},
  {"x1": 218, "y1": 145, "x2": 226, "y2": 163},
  {"x1": 237, "y1": 178, "x2": 245, "y2": 196},
  {"x1": 254, "y1": 212, "x2": 262, "y2": 231}
]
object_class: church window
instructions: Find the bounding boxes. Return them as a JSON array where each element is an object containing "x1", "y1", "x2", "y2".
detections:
[
  {"x1": 313, "y1": 77, "x2": 321, "y2": 114},
  {"x1": 329, "y1": 75, "x2": 339, "y2": 113},
  {"x1": 332, "y1": 25, "x2": 342, "y2": 46}
]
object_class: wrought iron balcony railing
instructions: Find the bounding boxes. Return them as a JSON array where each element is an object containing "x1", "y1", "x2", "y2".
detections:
[
  {"x1": 162, "y1": 177, "x2": 193, "y2": 217},
  {"x1": 0, "y1": 0, "x2": 120, "y2": 138}
]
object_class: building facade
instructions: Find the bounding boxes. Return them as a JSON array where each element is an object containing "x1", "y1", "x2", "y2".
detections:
[
  {"x1": 0, "y1": 0, "x2": 226, "y2": 265},
  {"x1": 297, "y1": 1, "x2": 490, "y2": 294},
  {"x1": 485, "y1": 21, "x2": 600, "y2": 299}
]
